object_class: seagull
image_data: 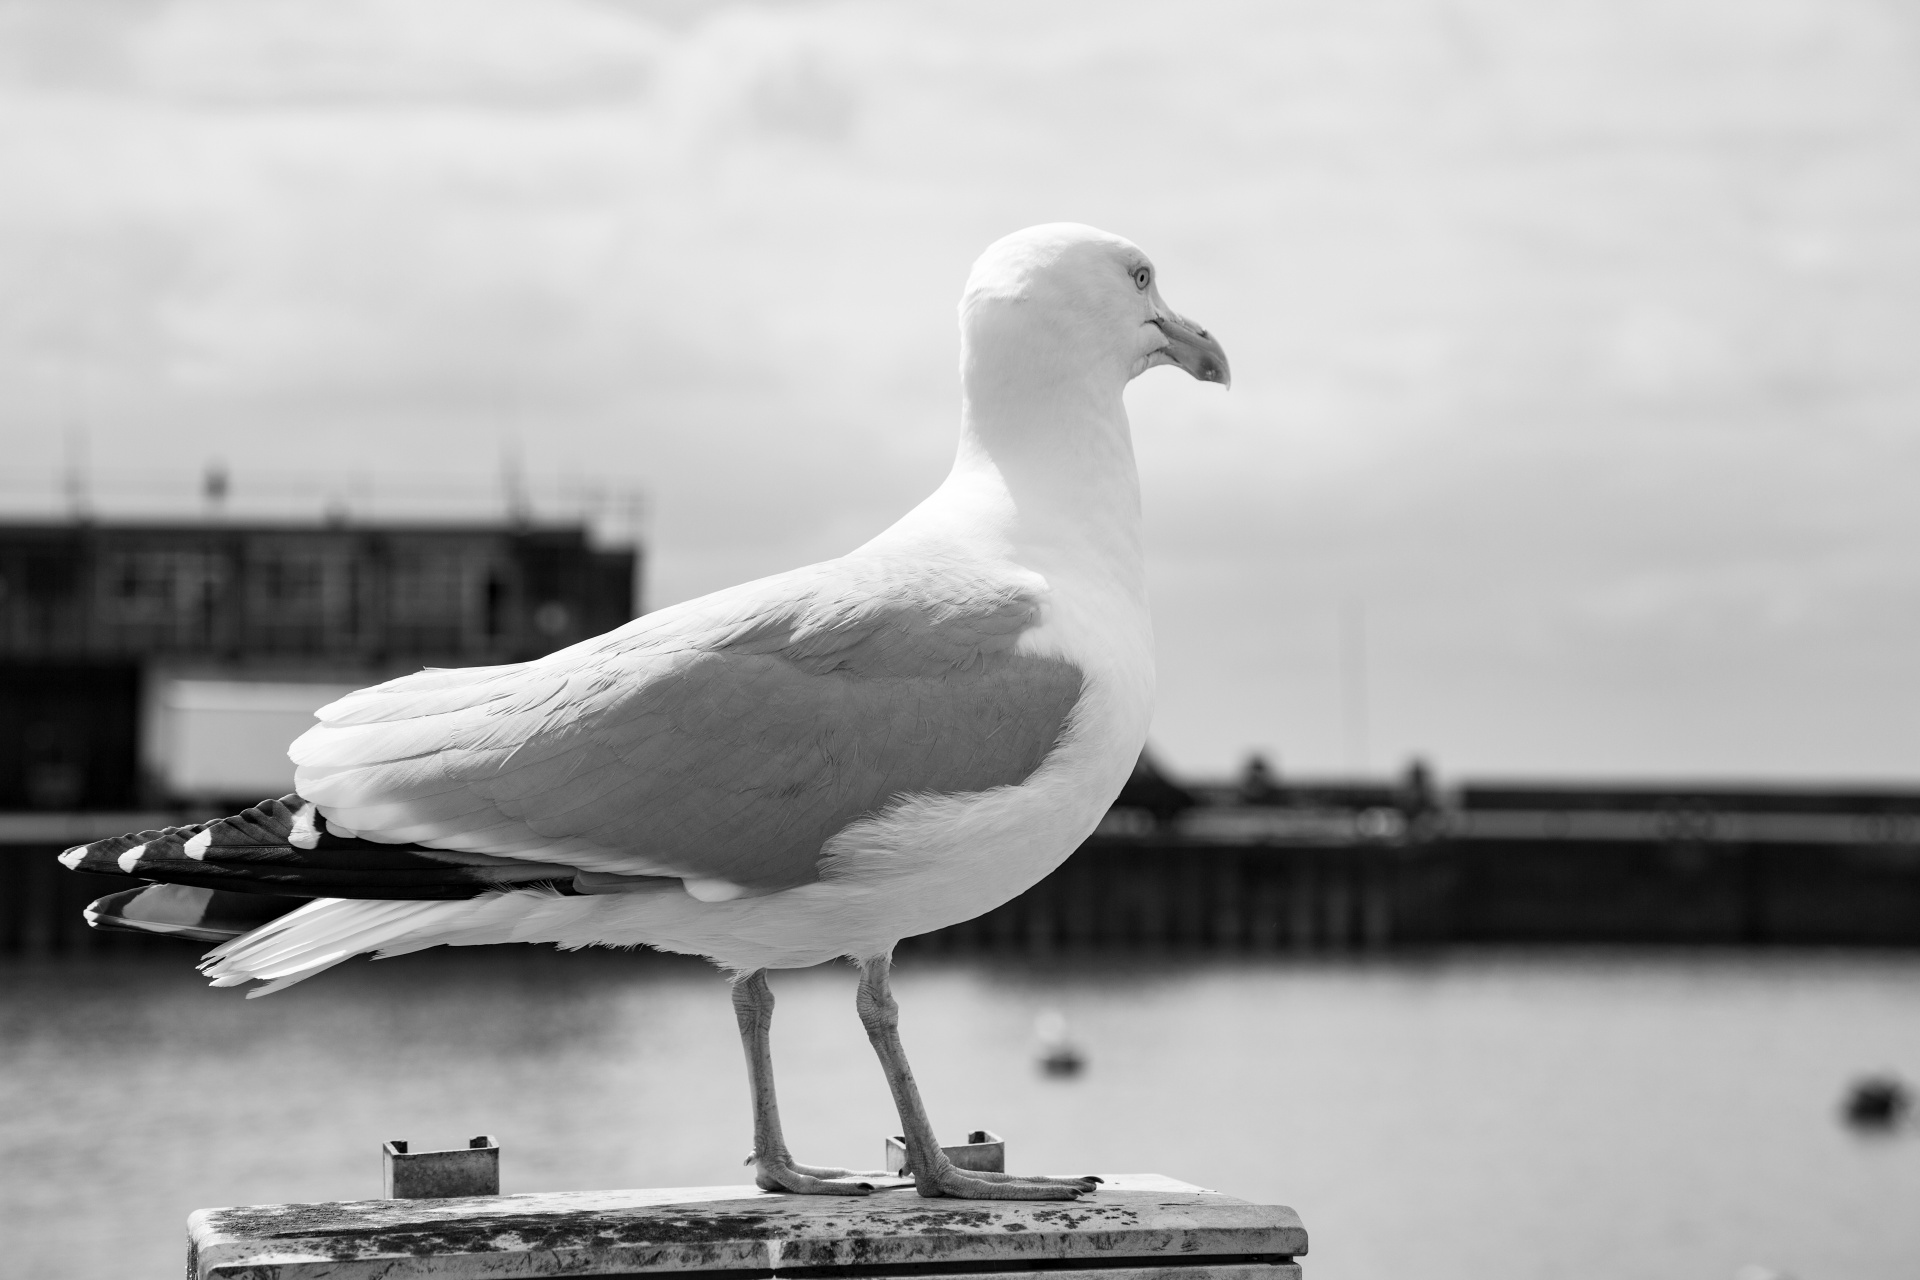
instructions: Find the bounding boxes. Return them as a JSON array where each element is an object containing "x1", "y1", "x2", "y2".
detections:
[{"x1": 60, "y1": 223, "x2": 1229, "y2": 1201}]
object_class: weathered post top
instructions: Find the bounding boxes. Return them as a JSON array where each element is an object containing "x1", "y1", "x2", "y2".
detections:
[{"x1": 187, "y1": 1173, "x2": 1307, "y2": 1280}]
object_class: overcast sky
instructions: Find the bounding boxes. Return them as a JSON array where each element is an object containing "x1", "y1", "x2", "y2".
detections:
[{"x1": 3, "y1": 0, "x2": 1918, "y2": 781}]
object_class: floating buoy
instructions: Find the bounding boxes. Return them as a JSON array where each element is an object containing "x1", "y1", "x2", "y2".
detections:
[
  {"x1": 1033, "y1": 1009, "x2": 1086, "y2": 1078},
  {"x1": 1841, "y1": 1074, "x2": 1911, "y2": 1132}
]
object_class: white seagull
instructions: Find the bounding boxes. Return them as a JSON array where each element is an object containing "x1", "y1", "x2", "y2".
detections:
[{"x1": 62, "y1": 223, "x2": 1229, "y2": 1201}]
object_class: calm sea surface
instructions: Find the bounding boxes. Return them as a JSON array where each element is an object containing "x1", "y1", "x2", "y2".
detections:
[{"x1": 4, "y1": 949, "x2": 1917, "y2": 1280}]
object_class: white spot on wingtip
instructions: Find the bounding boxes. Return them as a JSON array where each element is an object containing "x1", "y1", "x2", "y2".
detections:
[
  {"x1": 184, "y1": 830, "x2": 213, "y2": 860},
  {"x1": 117, "y1": 844, "x2": 148, "y2": 874},
  {"x1": 58, "y1": 846, "x2": 87, "y2": 870},
  {"x1": 289, "y1": 802, "x2": 321, "y2": 850},
  {"x1": 682, "y1": 877, "x2": 748, "y2": 902}
]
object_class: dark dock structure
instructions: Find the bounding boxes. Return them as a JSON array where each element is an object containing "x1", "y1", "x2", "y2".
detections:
[{"x1": 907, "y1": 764, "x2": 1920, "y2": 954}]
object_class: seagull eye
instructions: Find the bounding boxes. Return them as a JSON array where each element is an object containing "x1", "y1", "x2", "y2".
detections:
[{"x1": 1132, "y1": 266, "x2": 1152, "y2": 291}]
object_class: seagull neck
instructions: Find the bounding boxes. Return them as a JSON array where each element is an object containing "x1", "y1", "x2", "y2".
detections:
[{"x1": 939, "y1": 372, "x2": 1145, "y2": 581}]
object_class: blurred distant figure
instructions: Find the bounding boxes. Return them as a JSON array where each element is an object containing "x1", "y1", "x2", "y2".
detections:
[
  {"x1": 1033, "y1": 1010, "x2": 1086, "y2": 1079},
  {"x1": 203, "y1": 461, "x2": 229, "y2": 513},
  {"x1": 1398, "y1": 757, "x2": 1433, "y2": 806},
  {"x1": 1841, "y1": 1074, "x2": 1912, "y2": 1132},
  {"x1": 1397, "y1": 757, "x2": 1440, "y2": 834},
  {"x1": 1237, "y1": 753, "x2": 1283, "y2": 805}
]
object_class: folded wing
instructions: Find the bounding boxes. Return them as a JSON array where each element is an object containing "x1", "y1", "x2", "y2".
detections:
[{"x1": 291, "y1": 553, "x2": 1085, "y2": 900}]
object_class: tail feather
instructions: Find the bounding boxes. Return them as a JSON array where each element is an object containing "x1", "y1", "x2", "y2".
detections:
[
  {"x1": 363, "y1": 887, "x2": 572, "y2": 957},
  {"x1": 200, "y1": 897, "x2": 493, "y2": 994},
  {"x1": 203, "y1": 899, "x2": 435, "y2": 975},
  {"x1": 246, "y1": 964, "x2": 357, "y2": 998}
]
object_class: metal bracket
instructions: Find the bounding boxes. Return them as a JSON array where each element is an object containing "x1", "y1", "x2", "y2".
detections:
[
  {"x1": 382, "y1": 1135, "x2": 500, "y2": 1198},
  {"x1": 885, "y1": 1129, "x2": 1005, "y2": 1176}
]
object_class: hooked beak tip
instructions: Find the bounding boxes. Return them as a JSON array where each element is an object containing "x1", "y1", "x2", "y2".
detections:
[{"x1": 1152, "y1": 313, "x2": 1232, "y2": 390}]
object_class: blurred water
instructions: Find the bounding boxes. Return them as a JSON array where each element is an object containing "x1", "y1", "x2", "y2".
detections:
[{"x1": 4, "y1": 948, "x2": 1917, "y2": 1280}]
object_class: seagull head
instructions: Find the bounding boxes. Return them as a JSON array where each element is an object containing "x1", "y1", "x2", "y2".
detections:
[{"x1": 960, "y1": 223, "x2": 1231, "y2": 394}]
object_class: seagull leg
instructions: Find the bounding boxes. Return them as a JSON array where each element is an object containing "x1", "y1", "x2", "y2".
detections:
[
  {"x1": 855, "y1": 954, "x2": 1100, "y2": 1200},
  {"x1": 732, "y1": 969, "x2": 907, "y2": 1195}
]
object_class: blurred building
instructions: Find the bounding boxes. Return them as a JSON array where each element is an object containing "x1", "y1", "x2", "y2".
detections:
[{"x1": 0, "y1": 519, "x2": 638, "y2": 809}]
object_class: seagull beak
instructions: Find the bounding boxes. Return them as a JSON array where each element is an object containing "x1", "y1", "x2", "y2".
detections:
[{"x1": 1150, "y1": 312, "x2": 1231, "y2": 388}]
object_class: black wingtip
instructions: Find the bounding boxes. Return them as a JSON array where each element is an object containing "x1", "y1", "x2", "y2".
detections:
[
  {"x1": 54, "y1": 796, "x2": 563, "y2": 900},
  {"x1": 84, "y1": 884, "x2": 311, "y2": 943}
]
